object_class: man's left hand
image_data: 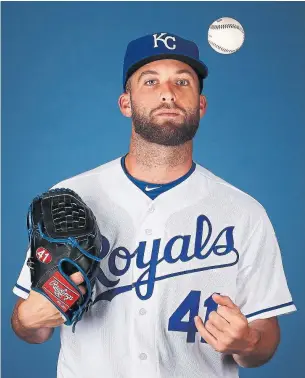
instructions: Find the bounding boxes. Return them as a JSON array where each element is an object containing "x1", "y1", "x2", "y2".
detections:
[{"x1": 194, "y1": 294, "x2": 261, "y2": 356}]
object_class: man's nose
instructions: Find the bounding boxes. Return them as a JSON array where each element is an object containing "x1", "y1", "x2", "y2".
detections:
[{"x1": 159, "y1": 82, "x2": 176, "y2": 103}]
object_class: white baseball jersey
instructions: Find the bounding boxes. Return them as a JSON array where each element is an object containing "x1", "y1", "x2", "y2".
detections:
[{"x1": 13, "y1": 156, "x2": 296, "y2": 378}]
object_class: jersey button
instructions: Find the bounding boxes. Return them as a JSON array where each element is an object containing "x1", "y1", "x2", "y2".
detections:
[
  {"x1": 145, "y1": 229, "x2": 152, "y2": 235},
  {"x1": 148, "y1": 206, "x2": 155, "y2": 213},
  {"x1": 139, "y1": 308, "x2": 147, "y2": 315},
  {"x1": 139, "y1": 353, "x2": 147, "y2": 360}
]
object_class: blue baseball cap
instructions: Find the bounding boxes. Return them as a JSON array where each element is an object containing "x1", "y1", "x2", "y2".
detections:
[{"x1": 123, "y1": 32, "x2": 208, "y2": 93}]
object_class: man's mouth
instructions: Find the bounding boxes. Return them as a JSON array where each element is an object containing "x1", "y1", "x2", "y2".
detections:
[{"x1": 155, "y1": 111, "x2": 181, "y2": 117}]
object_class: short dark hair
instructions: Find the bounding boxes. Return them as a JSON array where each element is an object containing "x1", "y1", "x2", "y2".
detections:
[{"x1": 125, "y1": 77, "x2": 132, "y2": 93}]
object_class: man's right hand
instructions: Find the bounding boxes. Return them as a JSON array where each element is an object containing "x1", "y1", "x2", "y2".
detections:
[{"x1": 17, "y1": 272, "x2": 86, "y2": 330}]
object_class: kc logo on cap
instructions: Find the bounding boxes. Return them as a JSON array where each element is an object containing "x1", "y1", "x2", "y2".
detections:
[{"x1": 153, "y1": 33, "x2": 177, "y2": 50}]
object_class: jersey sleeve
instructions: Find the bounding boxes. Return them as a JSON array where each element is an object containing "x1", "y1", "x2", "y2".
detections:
[
  {"x1": 235, "y1": 209, "x2": 297, "y2": 322},
  {"x1": 12, "y1": 247, "x2": 31, "y2": 300}
]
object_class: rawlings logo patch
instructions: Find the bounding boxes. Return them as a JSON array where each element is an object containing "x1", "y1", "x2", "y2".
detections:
[
  {"x1": 49, "y1": 280, "x2": 74, "y2": 301},
  {"x1": 42, "y1": 271, "x2": 80, "y2": 312}
]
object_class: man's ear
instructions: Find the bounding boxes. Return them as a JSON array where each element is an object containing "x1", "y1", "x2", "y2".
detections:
[
  {"x1": 118, "y1": 92, "x2": 132, "y2": 118},
  {"x1": 199, "y1": 95, "x2": 207, "y2": 119}
]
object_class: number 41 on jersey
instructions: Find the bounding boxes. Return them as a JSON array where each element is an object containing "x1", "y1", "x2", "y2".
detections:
[{"x1": 168, "y1": 291, "x2": 219, "y2": 343}]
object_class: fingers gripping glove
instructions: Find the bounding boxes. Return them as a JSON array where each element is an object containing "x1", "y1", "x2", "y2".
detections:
[{"x1": 26, "y1": 188, "x2": 104, "y2": 331}]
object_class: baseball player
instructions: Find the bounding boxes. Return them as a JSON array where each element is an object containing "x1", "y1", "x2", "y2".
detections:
[{"x1": 12, "y1": 32, "x2": 296, "y2": 378}]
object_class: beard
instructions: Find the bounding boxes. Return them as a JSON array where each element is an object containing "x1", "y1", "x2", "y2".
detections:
[{"x1": 131, "y1": 100, "x2": 200, "y2": 147}]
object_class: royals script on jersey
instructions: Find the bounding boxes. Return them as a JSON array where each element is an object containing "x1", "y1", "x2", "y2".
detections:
[{"x1": 14, "y1": 157, "x2": 296, "y2": 378}]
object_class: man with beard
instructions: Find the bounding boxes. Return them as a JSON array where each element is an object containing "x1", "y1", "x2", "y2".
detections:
[{"x1": 12, "y1": 33, "x2": 296, "y2": 378}]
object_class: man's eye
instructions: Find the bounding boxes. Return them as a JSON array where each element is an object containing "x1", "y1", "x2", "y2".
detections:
[
  {"x1": 145, "y1": 79, "x2": 157, "y2": 86},
  {"x1": 177, "y1": 79, "x2": 189, "y2": 86}
]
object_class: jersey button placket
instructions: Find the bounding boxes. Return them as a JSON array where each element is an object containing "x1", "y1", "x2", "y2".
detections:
[{"x1": 131, "y1": 217, "x2": 157, "y2": 377}]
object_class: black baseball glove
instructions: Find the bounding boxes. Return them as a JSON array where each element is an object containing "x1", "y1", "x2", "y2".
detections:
[{"x1": 26, "y1": 188, "x2": 104, "y2": 331}]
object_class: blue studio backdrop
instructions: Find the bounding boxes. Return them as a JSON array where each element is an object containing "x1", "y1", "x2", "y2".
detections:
[{"x1": 2, "y1": 2, "x2": 304, "y2": 378}]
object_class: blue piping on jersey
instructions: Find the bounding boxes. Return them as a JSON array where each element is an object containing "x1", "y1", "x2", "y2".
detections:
[
  {"x1": 15, "y1": 283, "x2": 30, "y2": 294},
  {"x1": 246, "y1": 301, "x2": 295, "y2": 319},
  {"x1": 120, "y1": 154, "x2": 197, "y2": 199}
]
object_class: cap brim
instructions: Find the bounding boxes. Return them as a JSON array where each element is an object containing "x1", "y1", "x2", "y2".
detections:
[{"x1": 125, "y1": 53, "x2": 208, "y2": 88}]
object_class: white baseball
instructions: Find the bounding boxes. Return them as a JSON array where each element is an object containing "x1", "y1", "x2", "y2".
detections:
[{"x1": 208, "y1": 17, "x2": 245, "y2": 54}]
